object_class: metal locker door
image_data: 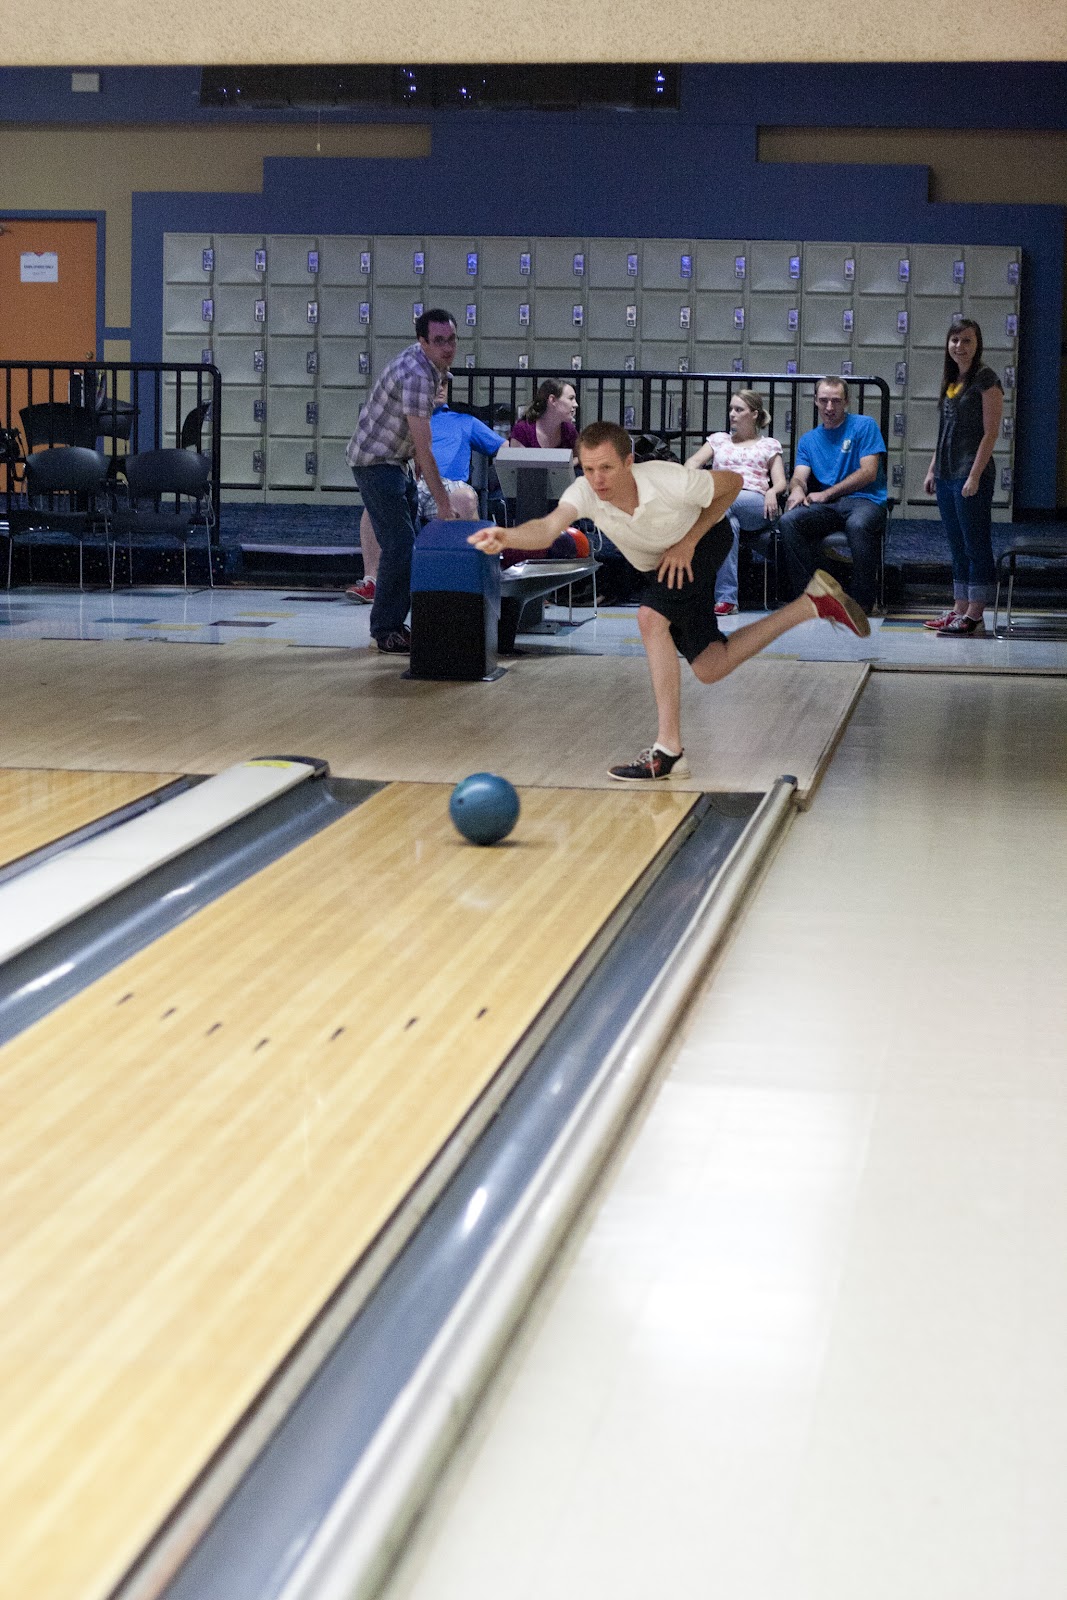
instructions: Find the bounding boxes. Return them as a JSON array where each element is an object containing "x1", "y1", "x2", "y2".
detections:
[
  {"x1": 532, "y1": 290, "x2": 584, "y2": 342},
  {"x1": 974, "y1": 304, "x2": 1019, "y2": 352},
  {"x1": 531, "y1": 238, "x2": 586, "y2": 289},
  {"x1": 587, "y1": 290, "x2": 638, "y2": 341},
  {"x1": 261, "y1": 287, "x2": 317, "y2": 338},
  {"x1": 318, "y1": 438, "x2": 359, "y2": 491},
  {"x1": 694, "y1": 241, "x2": 747, "y2": 293},
  {"x1": 908, "y1": 349, "x2": 946, "y2": 399},
  {"x1": 317, "y1": 287, "x2": 367, "y2": 339},
  {"x1": 372, "y1": 287, "x2": 421, "y2": 339},
  {"x1": 907, "y1": 402, "x2": 939, "y2": 451},
  {"x1": 319, "y1": 338, "x2": 368, "y2": 389},
  {"x1": 319, "y1": 389, "x2": 358, "y2": 440},
  {"x1": 220, "y1": 385, "x2": 262, "y2": 437},
  {"x1": 962, "y1": 246, "x2": 1020, "y2": 298},
  {"x1": 910, "y1": 297, "x2": 961, "y2": 349},
  {"x1": 801, "y1": 244, "x2": 856, "y2": 295},
  {"x1": 264, "y1": 337, "x2": 315, "y2": 387},
  {"x1": 479, "y1": 239, "x2": 532, "y2": 288},
  {"x1": 748, "y1": 241, "x2": 802, "y2": 292},
  {"x1": 479, "y1": 290, "x2": 530, "y2": 341},
  {"x1": 422, "y1": 237, "x2": 482, "y2": 292},
  {"x1": 164, "y1": 234, "x2": 214, "y2": 283},
  {"x1": 266, "y1": 236, "x2": 319, "y2": 285},
  {"x1": 746, "y1": 294, "x2": 800, "y2": 346},
  {"x1": 213, "y1": 285, "x2": 264, "y2": 337},
  {"x1": 856, "y1": 245, "x2": 912, "y2": 296},
  {"x1": 164, "y1": 284, "x2": 215, "y2": 337},
  {"x1": 268, "y1": 438, "x2": 318, "y2": 490},
  {"x1": 641, "y1": 240, "x2": 694, "y2": 290},
  {"x1": 587, "y1": 239, "x2": 642, "y2": 290},
  {"x1": 910, "y1": 245, "x2": 964, "y2": 298},
  {"x1": 267, "y1": 389, "x2": 317, "y2": 438},
  {"x1": 318, "y1": 237, "x2": 372, "y2": 287},
  {"x1": 855, "y1": 298, "x2": 909, "y2": 348},
  {"x1": 692, "y1": 344, "x2": 739, "y2": 375},
  {"x1": 802, "y1": 294, "x2": 855, "y2": 346},
  {"x1": 905, "y1": 450, "x2": 938, "y2": 515},
  {"x1": 373, "y1": 237, "x2": 425, "y2": 286},
  {"x1": 214, "y1": 234, "x2": 266, "y2": 284},
  {"x1": 694, "y1": 294, "x2": 743, "y2": 345}
]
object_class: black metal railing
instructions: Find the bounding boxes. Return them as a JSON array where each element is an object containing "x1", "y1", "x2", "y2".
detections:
[
  {"x1": 1, "y1": 361, "x2": 223, "y2": 543},
  {"x1": 448, "y1": 367, "x2": 891, "y2": 482}
]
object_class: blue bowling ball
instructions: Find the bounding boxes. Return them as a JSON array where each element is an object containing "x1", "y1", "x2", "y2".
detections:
[{"x1": 449, "y1": 772, "x2": 520, "y2": 846}]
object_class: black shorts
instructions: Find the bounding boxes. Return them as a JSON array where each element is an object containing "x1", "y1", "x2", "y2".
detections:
[{"x1": 636, "y1": 522, "x2": 733, "y2": 663}]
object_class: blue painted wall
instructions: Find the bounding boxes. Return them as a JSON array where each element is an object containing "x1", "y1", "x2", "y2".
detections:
[{"x1": 2, "y1": 64, "x2": 1062, "y2": 505}]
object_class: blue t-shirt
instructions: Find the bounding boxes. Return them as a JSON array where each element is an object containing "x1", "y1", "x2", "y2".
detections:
[
  {"x1": 796, "y1": 413, "x2": 887, "y2": 504},
  {"x1": 430, "y1": 406, "x2": 503, "y2": 482}
]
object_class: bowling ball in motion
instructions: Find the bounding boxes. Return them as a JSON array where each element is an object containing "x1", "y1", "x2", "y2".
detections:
[{"x1": 449, "y1": 773, "x2": 520, "y2": 846}]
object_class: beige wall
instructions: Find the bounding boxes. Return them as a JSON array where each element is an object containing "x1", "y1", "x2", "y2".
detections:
[
  {"x1": 15, "y1": 0, "x2": 1067, "y2": 64},
  {"x1": 758, "y1": 128, "x2": 1067, "y2": 205},
  {"x1": 0, "y1": 123, "x2": 429, "y2": 326}
]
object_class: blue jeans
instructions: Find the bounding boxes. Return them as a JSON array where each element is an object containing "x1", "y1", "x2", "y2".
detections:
[
  {"x1": 719, "y1": 490, "x2": 772, "y2": 606},
  {"x1": 935, "y1": 467, "x2": 995, "y2": 605},
  {"x1": 776, "y1": 495, "x2": 885, "y2": 613},
  {"x1": 352, "y1": 463, "x2": 420, "y2": 639}
]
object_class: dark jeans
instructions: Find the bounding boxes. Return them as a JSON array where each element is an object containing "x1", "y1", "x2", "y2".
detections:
[
  {"x1": 935, "y1": 466, "x2": 996, "y2": 604},
  {"x1": 352, "y1": 463, "x2": 420, "y2": 639},
  {"x1": 777, "y1": 496, "x2": 886, "y2": 613}
]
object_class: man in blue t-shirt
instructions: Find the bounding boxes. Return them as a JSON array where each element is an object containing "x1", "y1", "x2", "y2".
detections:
[{"x1": 776, "y1": 377, "x2": 887, "y2": 614}]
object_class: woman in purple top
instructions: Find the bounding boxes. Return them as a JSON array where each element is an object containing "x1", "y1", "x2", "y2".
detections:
[{"x1": 508, "y1": 378, "x2": 579, "y2": 452}]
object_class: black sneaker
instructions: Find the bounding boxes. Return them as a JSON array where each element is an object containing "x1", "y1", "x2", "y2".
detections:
[
  {"x1": 609, "y1": 745, "x2": 691, "y2": 782},
  {"x1": 376, "y1": 627, "x2": 411, "y2": 654}
]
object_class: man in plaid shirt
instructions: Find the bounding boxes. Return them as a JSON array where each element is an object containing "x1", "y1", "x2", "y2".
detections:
[{"x1": 347, "y1": 309, "x2": 460, "y2": 652}]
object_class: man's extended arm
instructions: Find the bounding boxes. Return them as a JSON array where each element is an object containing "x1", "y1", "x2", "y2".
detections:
[
  {"x1": 467, "y1": 500, "x2": 575, "y2": 555},
  {"x1": 407, "y1": 412, "x2": 457, "y2": 519}
]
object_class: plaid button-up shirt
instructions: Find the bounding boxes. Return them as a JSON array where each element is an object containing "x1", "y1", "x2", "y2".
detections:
[{"x1": 346, "y1": 343, "x2": 441, "y2": 468}]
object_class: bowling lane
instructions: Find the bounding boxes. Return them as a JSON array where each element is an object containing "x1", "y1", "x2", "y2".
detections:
[
  {"x1": 0, "y1": 779, "x2": 696, "y2": 1600},
  {"x1": 0, "y1": 767, "x2": 180, "y2": 870}
]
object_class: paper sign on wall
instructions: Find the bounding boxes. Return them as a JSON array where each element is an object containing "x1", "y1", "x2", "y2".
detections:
[{"x1": 21, "y1": 252, "x2": 59, "y2": 283}]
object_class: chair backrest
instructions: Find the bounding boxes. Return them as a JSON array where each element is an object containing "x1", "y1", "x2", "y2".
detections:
[
  {"x1": 24, "y1": 446, "x2": 108, "y2": 496},
  {"x1": 179, "y1": 401, "x2": 212, "y2": 450},
  {"x1": 20, "y1": 403, "x2": 98, "y2": 451},
  {"x1": 124, "y1": 449, "x2": 210, "y2": 500}
]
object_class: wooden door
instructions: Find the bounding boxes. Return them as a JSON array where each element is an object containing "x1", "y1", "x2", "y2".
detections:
[{"x1": 0, "y1": 218, "x2": 98, "y2": 447}]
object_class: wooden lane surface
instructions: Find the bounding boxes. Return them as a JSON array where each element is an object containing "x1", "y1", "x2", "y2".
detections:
[
  {"x1": 0, "y1": 639, "x2": 868, "y2": 800},
  {"x1": 0, "y1": 780, "x2": 696, "y2": 1600},
  {"x1": 0, "y1": 768, "x2": 179, "y2": 870}
]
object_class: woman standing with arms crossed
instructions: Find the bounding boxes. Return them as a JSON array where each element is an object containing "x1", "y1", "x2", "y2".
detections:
[
  {"x1": 685, "y1": 389, "x2": 786, "y2": 614},
  {"x1": 923, "y1": 320, "x2": 1004, "y2": 637}
]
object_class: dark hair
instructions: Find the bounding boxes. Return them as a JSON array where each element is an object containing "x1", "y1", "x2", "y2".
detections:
[
  {"x1": 524, "y1": 377, "x2": 573, "y2": 423},
  {"x1": 415, "y1": 308, "x2": 457, "y2": 341},
  {"x1": 577, "y1": 420, "x2": 633, "y2": 460},
  {"x1": 816, "y1": 376, "x2": 849, "y2": 402},
  {"x1": 940, "y1": 318, "x2": 984, "y2": 399}
]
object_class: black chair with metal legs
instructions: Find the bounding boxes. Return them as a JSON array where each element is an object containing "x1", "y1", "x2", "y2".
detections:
[
  {"x1": 992, "y1": 534, "x2": 1067, "y2": 639},
  {"x1": 6, "y1": 446, "x2": 112, "y2": 590},
  {"x1": 109, "y1": 449, "x2": 215, "y2": 588}
]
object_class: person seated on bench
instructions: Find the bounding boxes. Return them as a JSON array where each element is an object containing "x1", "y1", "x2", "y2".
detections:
[
  {"x1": 685, "y1": 389, "x2": 785, "y2": 615},
  {"x1": 347, "y1": 380, "x2": 504, "y2": 603}
]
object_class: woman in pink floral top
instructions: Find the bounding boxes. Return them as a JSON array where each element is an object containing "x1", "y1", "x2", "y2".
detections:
[{"x1": 685, "y1": 390, "x2": 786, "y2": 613}]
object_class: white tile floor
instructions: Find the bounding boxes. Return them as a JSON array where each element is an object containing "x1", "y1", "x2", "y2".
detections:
[
  {"x1": 384, "y1": 672, "x2": 1067, "y2": 1600},
  {"x1": 3, "y1": 585, "x2": 1067, "y2": 672}
]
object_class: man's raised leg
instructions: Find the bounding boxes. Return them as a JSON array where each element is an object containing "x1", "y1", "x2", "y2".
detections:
[{"x1": 691, "y1": 569, "x2": 869, "y2": 684}]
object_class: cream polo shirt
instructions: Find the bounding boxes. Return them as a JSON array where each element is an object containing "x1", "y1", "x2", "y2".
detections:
[{"x1": 558, "y1": 461, "x2": 718, "y2": 572}]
